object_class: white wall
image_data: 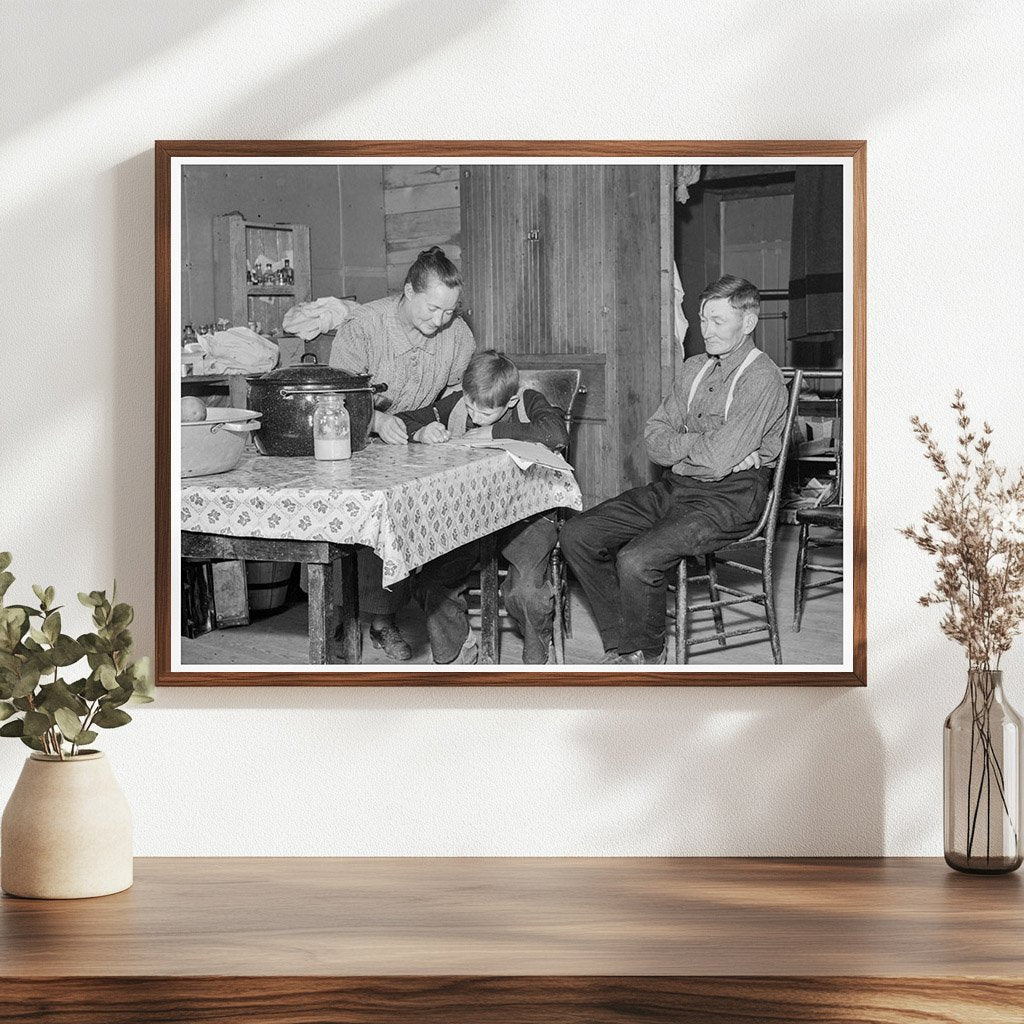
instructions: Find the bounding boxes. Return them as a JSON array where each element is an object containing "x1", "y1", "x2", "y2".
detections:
[{"x1": 1, "y1": 0, "x2": 1022, "y2": 856}]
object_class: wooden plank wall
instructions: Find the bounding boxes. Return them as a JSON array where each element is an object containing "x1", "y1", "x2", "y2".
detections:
[
  {"x1": 460, "y1": 165, "x2": 665, "y2": 509},
  {"x1": 382, "y1": 166, "x2": 461, "y2": 293}
]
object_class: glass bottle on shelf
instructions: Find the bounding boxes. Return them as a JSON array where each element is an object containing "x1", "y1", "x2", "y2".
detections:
[
  {"x1": 312, "y1": 393, "x2": 351, "y2": 461},
  {"x1": 283, "y1": 258, "x2": 293, "y2": 285}
]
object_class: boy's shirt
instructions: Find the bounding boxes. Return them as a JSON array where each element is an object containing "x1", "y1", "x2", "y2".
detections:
[{"x1": 397, "y1": 388, "x2": 569, "y2": 452}]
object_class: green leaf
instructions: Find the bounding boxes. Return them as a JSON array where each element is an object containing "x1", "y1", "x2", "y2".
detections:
[
  {"x1": 36, "y1": 679, "x2": 89, "y2": 717},
  {"x1": 42, "y1": 611, "x2": 60, "y2": 644},
  {"x1": 0, "y1": 552, "x2": 11, "y2": 573},
  {"x1": 128, "y1": 657, "x2": 154, "y2": 701},
  {"x1": 32, "y1": 584, "x2": 46, "y2": 606},
  {"x1": 0, "y1": 718, "x2": 24, "y2": 737},
  {"x1": 8, "y1": 604, "x2": 42, "y2": 619},
  {"x1": 0, "y1": 651, "x2": 20, "y2": 673},
  {"x1": 50, "y1": 635, "x2": 85, "y2": 667},
  {"x1": 98, "y1": 664, "x2": 118, "y2": 690},
  {"x1": 0, "y1": 571, "x2": 14, "y2": 602},
  {"x1": 93, "y1": 705, "x2": 132, "y2": 729},
  {"x1": 74, "y1": 730, "x2": 98, "y2": 746},
  {"x1": 54, "y1": 707, "x2": 85, "y2": 742},
  {"x1": 110, "y1": 603, "x2": 134, "y2": 629},
  {"x1": 83, "y1": 674, "x2": 108, "y2": 701},
  {"x1": 28, "y1": 627, "x2": 49, "y2": 646},
  {"x1": 104, "y1": 685, "x2": 132, "y2": 709},
  {"x1": 0, "y1": 606, "x2": 27, "y2": 651},
  {"x1": 44, "y1": 586, "x2": 55, "y2": 608},
  {"x1": 11, "y1": 665, "x2": 41, "y2": 699},
  {"x1": 78, "y1": 591, "x2": 100, "y2": 607},
  {"x1": 19, "y1": 735, "x2": 44, "y2": 752},
  {"x1": 22, "y1": 710, "x2": 51, "y2": 738},
  {"x1": 0, "y1": 701, "x2": 15, "y2": 721},
  {"x1": 82, "y1": 636, "x2": 113, "y2": 657}
]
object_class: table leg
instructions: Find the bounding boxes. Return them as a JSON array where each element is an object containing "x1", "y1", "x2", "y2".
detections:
[
  {"x1": 336, "y1": 549, "x2": 362, "y2": 664},
  {"x1": 479, "y1": 533, "x2": 499, "y2": 665},
  {"x1": 307, "y1": 561, "x2": 333, "y2": 665}
]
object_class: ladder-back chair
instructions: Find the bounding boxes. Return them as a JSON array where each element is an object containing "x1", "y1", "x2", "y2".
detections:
[
  {"x1": 793, "y1": 442, "x2": 844, "y2": 631},
  {"x1": 670, "y1": 370, "x2": 803, "y2": 665},
  {"x1": 477, "y1": 368, "x2": 583, "y2": 664}
]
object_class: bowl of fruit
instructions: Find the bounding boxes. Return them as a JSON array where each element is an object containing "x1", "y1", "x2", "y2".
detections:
[{"x1": 180, "y1": 398, "x2": 262, "y2": 478}]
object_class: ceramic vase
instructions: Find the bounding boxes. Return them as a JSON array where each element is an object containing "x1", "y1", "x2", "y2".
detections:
[{"x1": 1, "y1": 751, "x2": 133, "y2": 899}]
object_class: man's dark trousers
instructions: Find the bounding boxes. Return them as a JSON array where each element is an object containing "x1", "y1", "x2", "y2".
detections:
[{"x1": 560, "y1": 468, "x2": 770, "y2": 656}]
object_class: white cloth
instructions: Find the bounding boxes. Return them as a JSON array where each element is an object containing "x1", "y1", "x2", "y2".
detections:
[
  {"x1": 675, "y1": 164, "x2": 701, "y2": 204},
  {"x1": 282, "y1": 297, "x2": 360, "y2": 341},
  {"x1": 197, "y1": 327, "x2": 278, "y2": 374},
  {"x1": 673, "y1": 261, "x2": 689, "y2": 356}
]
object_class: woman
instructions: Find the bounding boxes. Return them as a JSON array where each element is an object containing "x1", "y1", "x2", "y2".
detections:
[{"x1": 329, "y1": 246, "x2": 476, "y2": 659}]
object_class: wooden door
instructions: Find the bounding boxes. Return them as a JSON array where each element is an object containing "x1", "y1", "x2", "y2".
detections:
[{"x1": 460, "y1": 164, "x2": 666, "y2": 508}]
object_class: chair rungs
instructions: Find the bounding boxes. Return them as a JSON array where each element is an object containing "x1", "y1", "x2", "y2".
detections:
[
  {"x1": 686, "y1": 623, "x2": 770, "y2": 647},
  {"x1": 714, "y1": 559, "x2": 763, "y2": 576},
  {"x1": 803, "y1": 576, "x2": 843, "y2": 592}
]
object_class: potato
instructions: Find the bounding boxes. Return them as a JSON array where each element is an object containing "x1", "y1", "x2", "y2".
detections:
[{"x1": 181, "y1": 397, "x2": 207, "y2": 423}]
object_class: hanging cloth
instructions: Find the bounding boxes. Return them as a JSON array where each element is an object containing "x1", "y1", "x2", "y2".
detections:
[{"x1": 673, "y1": 261, "x2": 689, "y2": 356}]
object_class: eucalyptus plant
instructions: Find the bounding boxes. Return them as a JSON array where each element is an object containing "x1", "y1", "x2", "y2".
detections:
[{"x1": 0, "y1": 552, "x2": 153, "y2": 759}]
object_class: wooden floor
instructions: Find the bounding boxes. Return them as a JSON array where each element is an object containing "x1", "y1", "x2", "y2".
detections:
[{"x1": 181, "y1": 524, "x2": 843, "y2": 668}]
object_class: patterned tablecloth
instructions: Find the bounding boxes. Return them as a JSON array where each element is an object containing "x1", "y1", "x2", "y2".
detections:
[{"x1": 181, "y1": 443, "x2": 583, "y2": 586}]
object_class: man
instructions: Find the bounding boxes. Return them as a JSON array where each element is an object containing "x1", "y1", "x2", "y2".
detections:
[{"x1": 560, "y1": 275, "x2": 788, "y2": 665}]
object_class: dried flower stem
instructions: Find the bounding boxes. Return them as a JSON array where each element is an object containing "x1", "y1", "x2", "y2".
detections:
[{"x1": 904, "y1": 392, "x2": 1024, "y2": 865}]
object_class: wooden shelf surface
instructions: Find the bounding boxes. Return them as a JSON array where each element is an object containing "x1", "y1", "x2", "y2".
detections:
[{"x1": 2, "y1": 857, "x2": 1022, "y2": 1022}]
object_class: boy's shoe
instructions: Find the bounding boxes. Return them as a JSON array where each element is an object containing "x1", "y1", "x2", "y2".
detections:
[
  {"x1": 435, "y1": 632, "x2": 479, "y2": 666},
  {"x1": 612, "y1": 647, "x2": 667, "y2": 666},
  {"x1": 368, "y1": 622, "x2": 412, "y2": 661}
]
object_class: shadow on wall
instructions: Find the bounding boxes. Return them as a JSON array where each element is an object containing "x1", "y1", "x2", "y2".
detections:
[
  {"x1": 570, "y1": 686, "x2": 885, "y2": 856},
  {"x1": 1, "y1": 2, "x2": 241, "y2": 139}
]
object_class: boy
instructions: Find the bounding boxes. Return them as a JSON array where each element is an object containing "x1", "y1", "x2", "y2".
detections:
[{"x1": 398, "y1": 349, "x2": 569, "y2": 664}]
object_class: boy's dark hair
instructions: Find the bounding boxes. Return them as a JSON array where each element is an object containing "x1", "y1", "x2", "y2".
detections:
[
  {"x1": 461, "y1": 349, "x2": 520, "y2": 408},
  {"x1": 404, "y1": 245, "x2": 463, "y2": 293}
]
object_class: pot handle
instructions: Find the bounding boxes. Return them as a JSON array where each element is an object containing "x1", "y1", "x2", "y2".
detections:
[{"x1": 372, "y1": 382, "x2": 388, "y2": 394}]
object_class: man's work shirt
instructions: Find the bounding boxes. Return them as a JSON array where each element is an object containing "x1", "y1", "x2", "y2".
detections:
[{"x1": 644, "y1": 337, "x2": 787, "y2": 482}]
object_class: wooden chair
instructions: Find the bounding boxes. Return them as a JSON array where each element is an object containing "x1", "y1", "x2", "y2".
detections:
[
  {"x1": 670, "y1": 370, "x2": 803, "y2": 665},
  {"x1": 793, "y1": 446, "x2": 844, "y2": 632},
  {"x1": 477, "y1": 368, "x2": 583, "y2": 665}
]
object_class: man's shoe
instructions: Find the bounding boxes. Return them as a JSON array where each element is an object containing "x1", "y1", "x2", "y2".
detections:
[
  {"x1": 368, "y1": 622, "x2": 412, "y2": 661},
  {"x1": 613, "y1": 647, "x2": 667, "y2": 666}
]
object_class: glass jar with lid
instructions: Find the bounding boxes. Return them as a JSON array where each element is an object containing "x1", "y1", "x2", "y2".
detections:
[{"x1": 312, "y1": 392, "x2": 351, "y2": 461}]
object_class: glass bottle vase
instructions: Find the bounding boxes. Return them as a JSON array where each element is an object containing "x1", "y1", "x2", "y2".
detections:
[{"x1": 944, "y1": 669, "x2": 1023, "y2": 873}]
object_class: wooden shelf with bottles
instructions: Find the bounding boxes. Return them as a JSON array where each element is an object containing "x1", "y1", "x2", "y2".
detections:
[{"x1": 213, "y1": 213, "x2": 311, "y2": 339}]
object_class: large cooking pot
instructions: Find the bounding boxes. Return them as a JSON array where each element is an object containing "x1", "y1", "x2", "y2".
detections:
[{"x1": 246, "y1": 357, "x2": 386, "y2": 456}]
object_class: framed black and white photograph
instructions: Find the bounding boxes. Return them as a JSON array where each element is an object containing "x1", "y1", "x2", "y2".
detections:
[{"x1": 155, "y1": 141, "x2": 865, "y2": 686}]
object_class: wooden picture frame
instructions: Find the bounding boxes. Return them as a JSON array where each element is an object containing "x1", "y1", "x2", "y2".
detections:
[{"x1": 156, "y1": 141, "x2": 866, "y2": 686}]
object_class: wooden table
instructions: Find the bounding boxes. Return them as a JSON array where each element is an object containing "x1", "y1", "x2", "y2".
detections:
[
  {"x1": 2, "y1": 858, "x2": 1022, "y2": 1023},
  {"x1": 180, "y1": 445, "x2": 582, "y2": 665}
]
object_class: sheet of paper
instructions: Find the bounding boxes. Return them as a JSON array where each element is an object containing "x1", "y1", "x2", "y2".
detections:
[{"x1": 452, "y1": 437, "x2": 575, "y2": 475}]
